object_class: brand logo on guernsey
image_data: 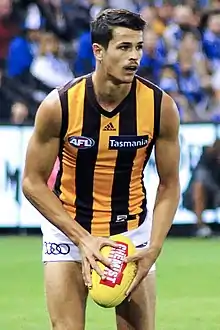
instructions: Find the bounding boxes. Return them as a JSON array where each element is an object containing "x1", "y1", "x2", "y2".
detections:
[
  {"x1": 109, "y1": 135, "x2": 149, "y2": 150},
  {"x1": 100, "y1": 242, "x2": 128, "y2": 287},
  {"x1": 68, "y1": 136, "x2": 95, "y2": 149}
]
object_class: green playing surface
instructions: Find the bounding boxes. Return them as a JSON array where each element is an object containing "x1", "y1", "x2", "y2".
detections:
[{"x1": 0, "y1": 236, "x2": 219, "y2": 330}]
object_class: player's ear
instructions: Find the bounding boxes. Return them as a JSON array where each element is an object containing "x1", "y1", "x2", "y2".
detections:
[{"x1": 92, "y1": 43, "x2": 104, "y2": 62}]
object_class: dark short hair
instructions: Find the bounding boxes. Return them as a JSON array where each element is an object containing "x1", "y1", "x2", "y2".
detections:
[
  {"x1": 182, "y1": 29, "x2": 201, "y2": 41},
  {"x1": 91, "y1": 8, "x2": 146, "y2": 49}
]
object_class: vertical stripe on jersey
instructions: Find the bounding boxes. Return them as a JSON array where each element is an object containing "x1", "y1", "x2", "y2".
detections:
[
  {"x1": 110, "y1": 84, "x2": 137, "y2": 236},
  {"x1": 138, "y1": 79, "x2": 163, "y2": 226},
  {"x1": 127, "y1": 82, "x2": 154, "y2": 231},
  {"x1": 58, "y1": 80, "x2": 85, "y2": 212},
  {"x1": 152, "y1": 86, "x2": 162, "y2": 140},
  {"x1": 75, "y1": 97, "x2": 101, "y2": 232},
  {"x1": 91, "y1": 114, "x2": 120, "y2": 236},
  {"x1": 136, "y1": 76, "x2": 162, "y2": 140},
  {"x1": 54, "y1": 87, "x2": 69, "y2": 197}
]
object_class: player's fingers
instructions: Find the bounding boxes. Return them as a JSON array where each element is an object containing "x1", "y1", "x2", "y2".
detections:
[
  {"x1": 125, "y1": 251, "x2": 143, "y2": 263},
  {"x1": 94, "y1": 251, "x2": 111, "y2": 268},
  {"x1": 125, "y1": 276, "x2": 139, "y2": 297},
  {"x1": 83, "y1": 258, "x2": 92, "y2": 288},
  {"x1": 125, "y1": 270, "x2": 146, "y2": 297},
  {"x1": 88, "y1": 255, "x2": 105, "y2": 280},
  {"x1": 82, "y1": 268, "x2": 86, "y2": 285},
  {"x1": 100, "y1": 238, "x2": 119, "y2": 249}
]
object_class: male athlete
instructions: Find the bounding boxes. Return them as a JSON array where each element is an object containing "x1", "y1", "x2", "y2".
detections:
[{"x1": 22, "y1": 9, "x2": 180, "y2": 330}]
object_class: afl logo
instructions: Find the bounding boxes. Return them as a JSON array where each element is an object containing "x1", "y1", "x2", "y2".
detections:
[{"x1": 68, "y1": 136, "x2": 95, "y2": 149}]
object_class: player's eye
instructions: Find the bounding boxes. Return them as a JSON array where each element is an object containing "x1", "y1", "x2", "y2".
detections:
[
  {"x1": 119, "y1": 46, "x2": 129, "y2": 50},
  {"x1": 136, "y1": 45, "x2": 143, "y2": 50}
]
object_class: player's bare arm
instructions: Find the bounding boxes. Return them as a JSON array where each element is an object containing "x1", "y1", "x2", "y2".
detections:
[
  {"x1": 22, "y1": 89, "x2": 117, "y2": 285},
  {"x1": 126, "y1": 92, "x2": 180, "y2": 295},
  {"x1": 149, "y1": 93, "x2": 180, "y2": 253}
]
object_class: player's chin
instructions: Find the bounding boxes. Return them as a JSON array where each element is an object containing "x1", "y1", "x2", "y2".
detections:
[
  {"x1": 111, "y1": 72, "x2": 136, "y2": 84},
  {"x1": 119, "y1": 73, "x2": 136, "y2": 84}
]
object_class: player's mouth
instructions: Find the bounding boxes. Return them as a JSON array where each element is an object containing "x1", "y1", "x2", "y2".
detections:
[{"x1": 124, "y1": 65, "x2": 138, "y2": 73}]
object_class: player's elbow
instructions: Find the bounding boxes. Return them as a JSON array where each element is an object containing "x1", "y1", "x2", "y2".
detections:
[
  {"x1": 22, "y1": 175, "x2": 34, "y2": 201},
  {"x1": 22, "y1": 174, "x2": 45, "y2": 201},
  {"x1": 159, "y1": 177, "x2": 181, "y2": 197}
]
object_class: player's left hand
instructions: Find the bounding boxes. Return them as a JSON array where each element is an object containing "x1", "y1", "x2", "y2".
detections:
[{"x1": 125, "y1": 246, "x2": 161, "y2": 297}]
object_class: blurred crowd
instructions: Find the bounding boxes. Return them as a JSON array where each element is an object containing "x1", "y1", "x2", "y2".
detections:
[{"x1": 0, "y1": 0, "x2": 220, "y2": 125}]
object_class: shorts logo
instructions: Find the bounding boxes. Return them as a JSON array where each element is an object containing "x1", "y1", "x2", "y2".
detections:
[
  {"x1": 116, "y1": 215, "x2": 127, "y2": 223},
  {"x1": 109, "y1": 135, "x2": 149, "y2": 150},
  {"x1": 136, "y1": 242, "x2": 148, "y2": 249},
  {"x1": 44, "y1": 242, "x2": 70, "y2": 255},
  {"x1": 68, "y1": 136, "x2": 95, "y2": 149}
]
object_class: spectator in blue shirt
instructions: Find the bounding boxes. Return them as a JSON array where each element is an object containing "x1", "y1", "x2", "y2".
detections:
[
  {"x1": 159, "y1": 64, "x2": 193, "y2": 122},
  {"x1": 203, "y1": 13, "x2": 220, "y2": 71},
  {"x1": 7, "y1": 17, "x2": 41, "y2": 77},
  {"x1": 163, "y1": 5, "x2": 196, "y2": 51},
  {"x1": 178, "y1": 62, "x2": 204, "y2": 105},
  {"x1": 74, "y1": 31, "x2": 95, "y2": 77},
  {"x1": 175, "y1": 52, "x2": 210, "y2": 121},
  {"x1": 138, "y1": 29, "x2": 166, "y2": 84}
]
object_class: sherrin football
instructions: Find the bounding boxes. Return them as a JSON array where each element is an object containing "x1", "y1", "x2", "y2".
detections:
[{"x1": 89, "y1": 234, "x2": 137, "y2": 308}]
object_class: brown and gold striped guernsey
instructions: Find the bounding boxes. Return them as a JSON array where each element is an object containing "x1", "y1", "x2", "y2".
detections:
[{"x1": 54, "y1": 74, "x2": 162, "y2": 237}]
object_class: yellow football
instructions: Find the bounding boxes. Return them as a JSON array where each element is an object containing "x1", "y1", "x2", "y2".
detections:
[{"x1": 89, "y1": 234, "x2": 137, "y2": 308}]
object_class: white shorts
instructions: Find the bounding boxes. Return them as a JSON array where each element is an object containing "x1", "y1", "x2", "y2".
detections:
[{"x1": 41, "y1": 214, "x2": 156, "y2": 272}]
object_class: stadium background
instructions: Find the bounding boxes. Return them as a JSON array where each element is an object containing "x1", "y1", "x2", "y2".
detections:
[{"x1": 0, "y1": 1, "x2": 220, "y2": 329}]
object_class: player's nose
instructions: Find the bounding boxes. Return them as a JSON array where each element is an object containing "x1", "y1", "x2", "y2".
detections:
[{"x1": 129, "y1": 49, "x2": 140, "y2": 61}]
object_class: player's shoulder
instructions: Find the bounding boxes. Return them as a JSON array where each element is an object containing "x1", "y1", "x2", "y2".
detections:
[
  {"x1": 135, "y1": 74, "x2": 163, "y2": 94},
  {"x1": 134, "y1": 74, "x2": 179, "y2": 118},
  {"x1": 38, "y1": 73, "x2": 91, "y2": 108},
  {"x1": 135, "y1": 75, "x2": 179, "y2": 136},
  {"x1": 34, "y1": 89, "x2": 63, "y2": 138},
  {"x1": 160, "y1": 92, "x2": 179, "y2": 121},
  {"x1": 58, "y1": 74, "x2": 90, "y2": 94},
  {"x1": 159, "y1": 92, "x2": 180, "y2": 138},
  {"x1": 35, "y1": 74, "x2": 92, "y2": 139},
  {"x1": 135, "y1": 75, "x2": 178, "y2": 108}
]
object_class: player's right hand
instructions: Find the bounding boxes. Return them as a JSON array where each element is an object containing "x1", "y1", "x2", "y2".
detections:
[{"x1": 78, "y1": 235, "x2": 119, "y2": 288}]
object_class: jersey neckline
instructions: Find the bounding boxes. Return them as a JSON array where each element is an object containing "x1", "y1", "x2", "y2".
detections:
[{"x1": 85, "y1": 73, "x2": 136, "y2": 118}]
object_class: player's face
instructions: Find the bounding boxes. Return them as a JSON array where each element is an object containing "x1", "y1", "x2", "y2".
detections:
[{"x1": 95, "y1": 27, "x2": 143, "y2": 84}]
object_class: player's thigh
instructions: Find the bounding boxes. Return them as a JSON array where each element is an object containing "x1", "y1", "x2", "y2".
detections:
[
  {"x1": 44, "y1": 261, "x2": 88, "y2": 330},
  {"x1": 115, "y1": 270, "x2": 156, "y2": 330}
]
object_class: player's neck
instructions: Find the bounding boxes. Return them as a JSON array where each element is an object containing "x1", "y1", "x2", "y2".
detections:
[{"x1": 92, "y1": 71, "x2": 132, "y2": 111}]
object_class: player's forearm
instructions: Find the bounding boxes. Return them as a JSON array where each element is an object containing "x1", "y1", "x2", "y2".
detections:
[
  {"x1": 22, "y1": 177, "x2": 89, "y2": 245},
  {"x1": 149, "y1": 180, "x2": 180, "y2": 254}
]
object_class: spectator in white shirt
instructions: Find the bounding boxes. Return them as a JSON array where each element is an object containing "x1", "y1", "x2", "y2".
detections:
[{"x1": 30, "y1": 31, "x2": 74, "y2": 89}]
